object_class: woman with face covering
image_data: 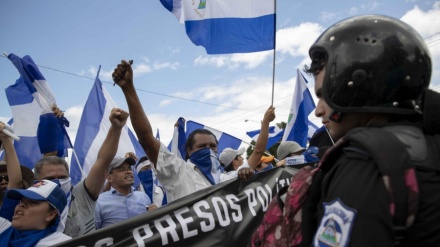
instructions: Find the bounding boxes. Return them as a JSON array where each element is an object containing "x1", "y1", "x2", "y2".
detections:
[{"x1": 0, "y1": 180, "x2": 70, "y2": 247}]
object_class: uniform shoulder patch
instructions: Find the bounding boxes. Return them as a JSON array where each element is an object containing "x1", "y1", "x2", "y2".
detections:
[{"x1": 314, "y1": 198, "x2": 357, "y2": 247}]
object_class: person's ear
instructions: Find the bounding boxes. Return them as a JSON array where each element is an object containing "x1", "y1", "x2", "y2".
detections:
[
  {"x1": 45, "y1": 209, "x2": 57, "y2": 223},
  {"x1": 106, "y1": 174, "x2": 112, "y2": 182}
]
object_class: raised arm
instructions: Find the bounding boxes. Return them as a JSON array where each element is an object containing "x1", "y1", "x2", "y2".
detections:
[
  {"x1": 112, "y1": 60, "x2": 160, "y2": 165},
  {"x1": 0, "y1": 123, "x2": 23, "y2": 189},
  {"x1": 247, "y1": 106, "x2": 276, "y2": 169},
  {"x1": 84, "y1": 108, "x2": 129, "y2": 199}
]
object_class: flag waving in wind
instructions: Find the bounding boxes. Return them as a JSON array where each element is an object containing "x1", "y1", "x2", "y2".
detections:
[
  {"x1": 160, "y1": 0, "x2": 275, "y2": 54},
  {"x1": 246, "y1": 126, "x2": 284, "y2": 150},
  {"x1": 5, "y1": 53, "x2": 72, "y2": 170},
  {"x1": 186, "y1": 120, "x2": 242, "y2": 154},
  {"x1": 282, "y1": 69, "x2": 316, "y2": 147},
  {"x1": 70, "y1": 66, "x2": 145, "y2": 185}
]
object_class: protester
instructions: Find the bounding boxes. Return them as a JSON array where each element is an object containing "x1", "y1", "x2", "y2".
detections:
[
  {"x1": 221, "y1": 106, "x2": 276, "y2": 180},
  {"x1": 95, "y1": 156, "x2": 153, "y2": 229},
  {"x1": 297, "y1": 15, "x2": 437, "y2": 246},
  {"x1": 275, "y1": 141, "x2": 306, "y2": 167},
  {"x1": 0, "y1": 123, "x2": 35, "y2": 210},
  {"x1": 113, "y1": 61, "x2": 242, "y2": 202},
  {"x1": 0, "y1": 180, "x2": 71, "y2": 246},
  {"x1": 135, "y1": 156, "x2": 166, "y2": 208},
  {"x1": 1, "y1": 108, "x2": 129, "y2": 238},
  {"x1": 254, "y1": 155, "x2": 275, "y2": 172}
]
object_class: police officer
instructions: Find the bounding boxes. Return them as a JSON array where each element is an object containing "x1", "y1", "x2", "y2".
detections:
[{"x1": 303, "y1": 15, "x2": 439, "y2": 246}]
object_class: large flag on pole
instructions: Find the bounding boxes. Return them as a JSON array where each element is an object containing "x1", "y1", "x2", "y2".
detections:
[
  {"x1": 282, "y1": 69, "x2": 316, "y2": 147},
  {"x1": 185, "y1": 120, "x2": 242, "y2": 154},
  {"x1": 160, "y1": 0, "x2": 275, "y2": 54},
  {"x1": 4, "y1": 53, "x2": 72, "y2": 169},
  {"x1": 246, "y1": 126, "x2": 284, "y2": 150},
  {"x1": 70, "y1": 67, "x2": 145, "y2": 185}
]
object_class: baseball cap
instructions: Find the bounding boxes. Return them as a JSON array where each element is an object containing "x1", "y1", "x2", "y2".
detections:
[
  {"x1": 7, "y1": 180, "x2": 67, "y2": 216},
  {"x1": 219, "y1": 147, "x2": 246, "y2": 168},
  {"x1": 260, "y1": 155, "x2": 274, "y2": 164},
  {"x1": 0, "y1": 161, "x2": 35, "y2": 188},
  {"x1": 277, "y1": 141, "x2": 306, "y2": 160},
  {"x1": 108, "y1": 157, "x2": 136, "y2": 173}
]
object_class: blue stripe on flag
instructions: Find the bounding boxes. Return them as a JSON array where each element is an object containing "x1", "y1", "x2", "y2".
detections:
[
  {"x1": 161, "y1": 0, "x2": 275, "y2": 54},
  {"x1": 185, "y1": 14, "x2": 275, "y2": 54}
]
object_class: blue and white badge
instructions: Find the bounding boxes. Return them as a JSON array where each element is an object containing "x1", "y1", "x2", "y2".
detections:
[{"x1": 314, "y1": 199, "x2": 357, "y2": 247}]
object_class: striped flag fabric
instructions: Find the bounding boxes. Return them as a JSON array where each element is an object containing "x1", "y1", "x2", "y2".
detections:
[
  {"x1": 69, "y1": 66, "x2": 145, "y2": 185},
  {"x1": 246, "y1": 126, "x2": 284, "y2": 150},
  {"x1": 167, "y1": 117, "x2": 187, "y2": 159},
  {"x1": 4, "y1": 53, "x2": 72, "y2": 169},
  {"x1": 185, "y1": 120, "x2": 242, "y2": 154},
  {"x1": 160, "y1": 0, "x2": 275, "y2": 54},
  {"x1": 282, "y1": 69, "x2": 317, "y2": 147}
]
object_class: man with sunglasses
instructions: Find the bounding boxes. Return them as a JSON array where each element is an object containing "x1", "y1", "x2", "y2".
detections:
[{"x1": 95, "y1": 156, "x2": 152, "y2": 229}]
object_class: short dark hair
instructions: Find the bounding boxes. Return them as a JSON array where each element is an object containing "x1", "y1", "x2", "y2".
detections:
[
  {"x1": 34, "y1": 156, "x2": 69, "y2": 180},
  {"x1": 185, "y1": 129, "x2": 218, "y2": 160},
  {"x1": 304, "y1": 50, "x2": 327, "y2": 76}
]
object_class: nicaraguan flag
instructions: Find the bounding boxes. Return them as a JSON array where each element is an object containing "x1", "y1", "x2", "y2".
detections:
[
  {"x1": 160, "y1": 0, "x2": 275, "y2": 54},
  {"x1": 185, "y1": 120, "x2": 242, "y2": 154},
  {"x1": 4, "y1": 54, "x2": 72, "y2": 170},
  {"x1": 70, "y1": 66, "x2": 146, "y2": 185},
  {"x1": 167, "y1": 117, "x2": 187, "y2": 159},
  {"x1": 282, "y1": 69, "x2": 316, "y2": 147},
  {"x1": 246, "y1": 126, "x2": 284, "y2": 150}
]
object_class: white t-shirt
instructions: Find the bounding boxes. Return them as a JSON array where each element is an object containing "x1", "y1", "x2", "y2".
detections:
[
  {"x1": 154, "y1": 143, "x2": 212, "y2": 202},
  {"x1": 0, "y1": 217, "x2": 71, "y2": 246},
  {"x1": 220, "y1": 159, "x2": 250, "y2": 181}
]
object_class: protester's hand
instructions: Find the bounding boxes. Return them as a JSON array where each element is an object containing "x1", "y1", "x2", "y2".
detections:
[
  {"x1": 238, "y1": 167, "x2": 255, "y2": 181},
  {"x1": 112, "y1": 60, "x2": 133, "y2": 89},
  {"x1": 0, "y1": 122, "x2": 12, "y2": 143},
  {"x1": 276, "y1": 159, "x2": 286, "y2": 167},
  {"x1": 109, "y1": 108, "x2": 129, "y2": 129},
  {"x1": 125, "y1": 152, "x2": 137, "y2": 161},
  {"x1": 262, "y1": 106, "x2": 275, "y2": 125},
  {"x1": 147, "y1": 204, "x2": 157, "y2": 212},
  {"x1": 51, "y1": 104, "x2": 64, "y2": 118}
]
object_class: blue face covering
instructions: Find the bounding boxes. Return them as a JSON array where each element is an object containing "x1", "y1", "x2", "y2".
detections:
[
  {"x1": 138, "y1": 169, "x2": 154, "y2": 202},
  {"x1": 0, "y1": 215, "x2": 60, "y2": 247},
  {"x1": 189, "y1": 148, "x2": 222, "y2": 185}
]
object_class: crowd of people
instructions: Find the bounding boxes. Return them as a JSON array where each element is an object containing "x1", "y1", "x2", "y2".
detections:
[{"x1": 0, "y1": 14, "x2": 439, "y2": 246}]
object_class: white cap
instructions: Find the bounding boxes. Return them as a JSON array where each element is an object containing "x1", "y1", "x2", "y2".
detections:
[{"x1": 219, "y1": 147, "x2": 246, "y2": 168}]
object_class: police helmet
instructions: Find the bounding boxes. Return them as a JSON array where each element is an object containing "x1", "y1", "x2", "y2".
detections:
[{"x1": 309, "y1": 15, "x2": 431, "y2": 115}]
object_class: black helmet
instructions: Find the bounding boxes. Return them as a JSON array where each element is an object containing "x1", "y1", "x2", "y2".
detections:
[{"x1": 309, "y1": 15, "x2": 431, "y2": 115}]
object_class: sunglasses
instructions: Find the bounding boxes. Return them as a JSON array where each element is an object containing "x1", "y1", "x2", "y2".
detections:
[{"x1": 0, "y1": 175, "x2": 8, "y2": 182}]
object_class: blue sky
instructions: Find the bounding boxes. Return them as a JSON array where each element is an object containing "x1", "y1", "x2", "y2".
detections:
[{"x1": 1, "y1": 0, "x2": 439, "y2": 146}]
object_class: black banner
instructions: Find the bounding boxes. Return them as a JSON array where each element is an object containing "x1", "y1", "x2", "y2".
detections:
[{"x1": 56, "y1": 166, "x2": 300, "y2": 247}]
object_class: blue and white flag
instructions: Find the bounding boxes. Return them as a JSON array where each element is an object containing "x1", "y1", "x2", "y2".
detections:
[
  {"x1": 160, "y1": 0, "x2": 275, "y2": 54},
  {"x1": 185, "y1": 120, "x2": 242, "y2": 154},
  {"x1": 4, "y1": 54, "x2": 72, "y2": 170},
  {"x1": 282, "y1": 69, "x2": 316, "y2": 147},
  {"x1": 167, "y1": 117, "x2": 187, "y2": 159},
  {"x1": 246, "y1": 126, "x2": 284, "y2": 150},
  {"x1": 70, "y1": 66, "x2": 146, "y2": 185}
]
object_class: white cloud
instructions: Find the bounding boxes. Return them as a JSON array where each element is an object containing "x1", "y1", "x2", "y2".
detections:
[
  {"x1": 153, "y1": 61, "x2": 180, "y2": 70},
  {"x1": 320, "y1": 11, "x2": 338, "y2": 22},
  {"x1": 194, "y1": 55, "x2": 231, "y2": 68},
  {"x1": 401, "y1": 3, "x2": 440, "y2": 86},
  {"x1": 276, "y1": 22, "x2": 324, "y2": 58}
]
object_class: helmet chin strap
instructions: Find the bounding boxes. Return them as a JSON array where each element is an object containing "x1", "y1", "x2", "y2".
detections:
[{"x1": 329, "y1": 110, "x2": 344, "y2": 123}]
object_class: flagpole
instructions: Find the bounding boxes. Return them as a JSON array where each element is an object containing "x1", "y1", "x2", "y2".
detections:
[{"x1": 271, "y1": 0, "x2": 277, "y2": 106}]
